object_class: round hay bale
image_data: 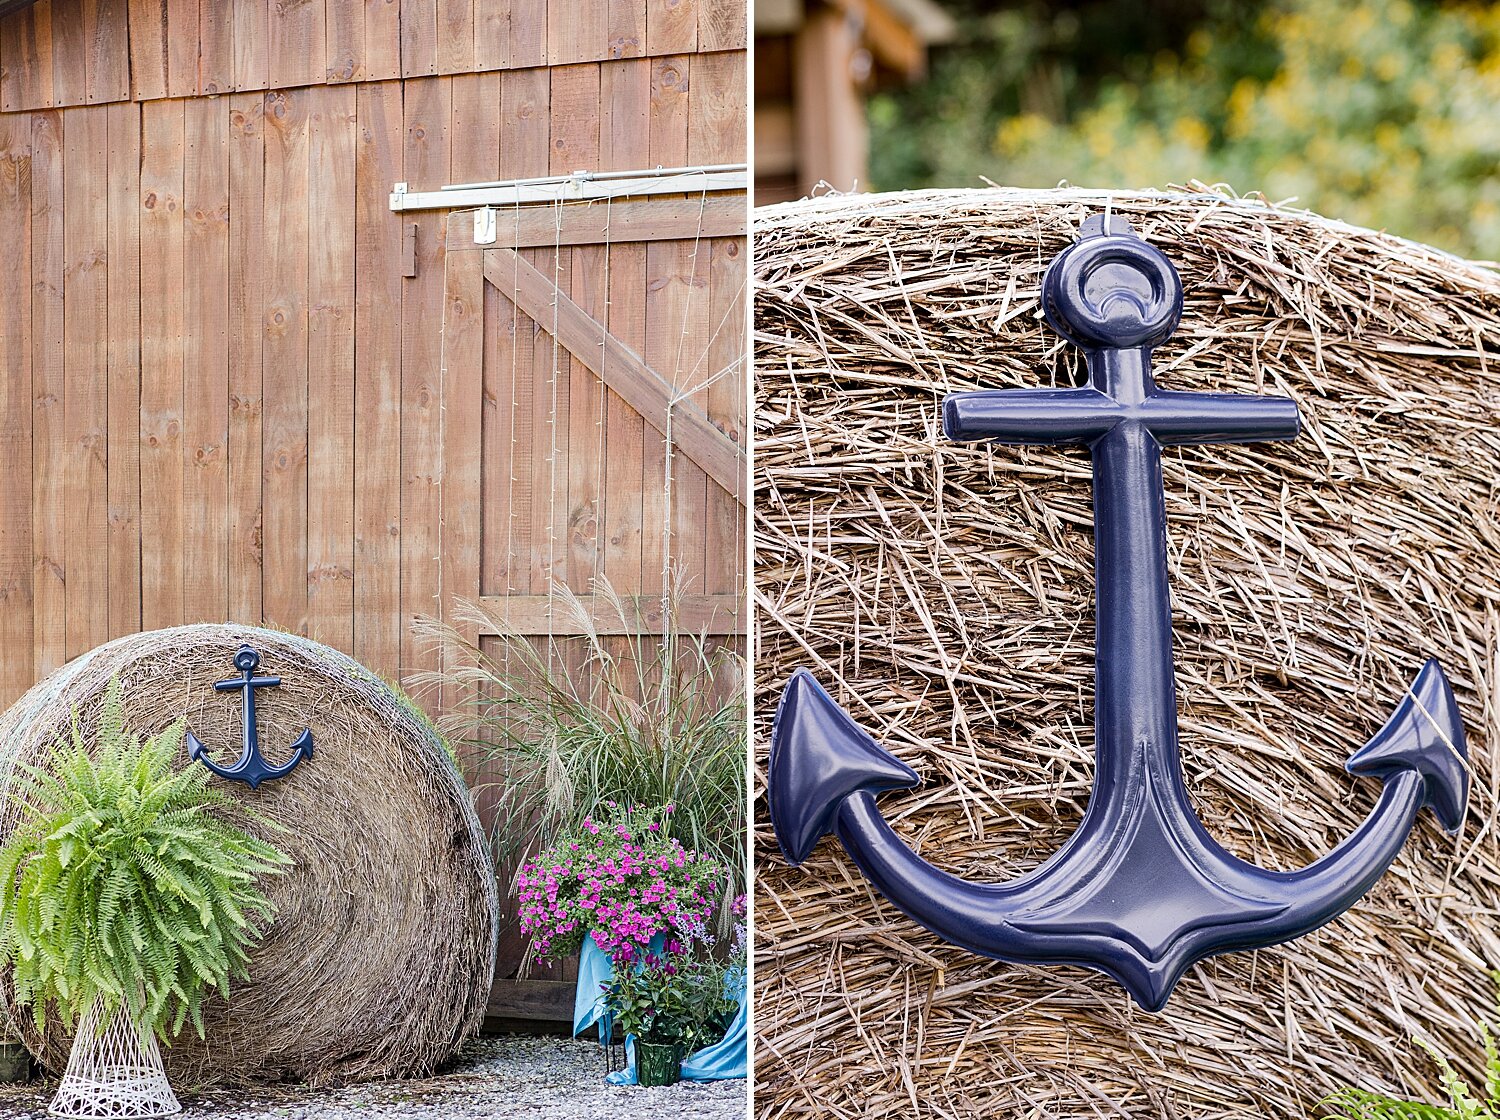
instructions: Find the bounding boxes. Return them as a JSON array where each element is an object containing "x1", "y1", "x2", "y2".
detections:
[
  {"x1": 0, "y1": 624, "x2": 497, "y2": 1087},
  {"x1": 753, "y1": 187, "x2": 1500, "y2": 1119}
]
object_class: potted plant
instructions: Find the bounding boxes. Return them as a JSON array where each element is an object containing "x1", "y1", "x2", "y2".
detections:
[
  {"x1": 0, "y1": 681, "x2": 289, "y2": 1118},
  {"x1": 600, "y1": 946, "x2": 737, "y2": 1087}
]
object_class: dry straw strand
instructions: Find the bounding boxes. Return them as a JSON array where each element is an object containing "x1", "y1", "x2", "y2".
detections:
[{"x1": 753, "y1": 187, "x2": 1500, "y2": 1119}]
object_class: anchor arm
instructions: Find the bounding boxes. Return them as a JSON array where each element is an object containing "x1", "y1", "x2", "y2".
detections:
[{"x1": 1211, "y1": 658, "x2": 1468, "y2": 928}]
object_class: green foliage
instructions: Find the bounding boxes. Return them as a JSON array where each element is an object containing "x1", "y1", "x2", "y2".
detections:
[
  {"x1": 870, "y1": 0, "x2": 1500, "y2": 259},
  {"x1": 0, "y1": 681, "x2": 291, "y2": 1041},
  {"x1": 602, "y1": 950, "x2": 738, "y2": 1051},
  {"x1": 419, "y1": 581, "x2": 747, "y2": 900},
  {"x1": 1320, "y1": 977, "x2": 1500, "y2": 1119}
]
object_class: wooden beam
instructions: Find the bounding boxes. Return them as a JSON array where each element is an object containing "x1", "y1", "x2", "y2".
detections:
[
  {"x1": 474, "y1": 593, "x2": 744, "y2": 635},
  {"x1": 486, "y1": 979, "x2": 576, "y2": 1023},
  {"x1": 444, "y1": 195, "x2": 744, "y2": 250},
  {"x1": 482, "y1": 246, "x2": 745, "y2": 502}
]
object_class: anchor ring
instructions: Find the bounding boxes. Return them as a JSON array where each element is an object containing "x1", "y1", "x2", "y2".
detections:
[{"x1": 1042, "y1": 217, "x2": 1182, "y2": 351}]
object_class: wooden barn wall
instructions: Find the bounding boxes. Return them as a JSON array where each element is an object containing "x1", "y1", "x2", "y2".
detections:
[
  {"x1": 0, "y1": 47, "x2": 748, "y2": 711},
  {"x1": 0, "y1": 0, "x2": 747, "y2": 110}
]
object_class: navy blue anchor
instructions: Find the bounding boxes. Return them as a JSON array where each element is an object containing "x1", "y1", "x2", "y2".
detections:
[
  {"x1": 769, "y1": 214, "x2": 1469, "y2": 1012},
  {"x1": 187, "y1": 645, "x2": 313, "y2": 789}
]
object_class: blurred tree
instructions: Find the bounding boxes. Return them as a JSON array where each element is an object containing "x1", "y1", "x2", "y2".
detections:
[{"x1": 869, "y1": 0, "x2": 1500, "y2": 259}]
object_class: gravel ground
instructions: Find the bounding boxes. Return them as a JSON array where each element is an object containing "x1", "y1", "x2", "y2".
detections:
[{"x1": 0, "y1": 1035, "x2": 747, "y2": 1119}]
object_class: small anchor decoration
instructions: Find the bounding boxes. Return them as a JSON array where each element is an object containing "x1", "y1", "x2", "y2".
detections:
[
  {"x1": 769, "y1": 214, "x2": 1470, "y2": 1012},
  {"x1": 186, "y1": 645, "x2": 313, "y2": 790}
]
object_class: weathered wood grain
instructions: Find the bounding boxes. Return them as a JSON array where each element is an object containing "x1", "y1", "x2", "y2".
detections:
[
  {"x1": 105, "y1": 102, "x2": 141, "y2": 641},
  {"x1": 307, "y1": 84, "x2": 357, "y2": 651},
  {"x1": 262, "y1": 88, "x2": 310, "y2": 635},
  {"x1": 138, "y1": 100, "x2": 184, "y2": 631},
  {"x1": 182, "y1": 96, "x2": 230, "y2": 625},
  {"x1": 352, "y1": 78, "x2": 403, "y2": 679},
  {"x1": 0, "y1": 114, "x2": 33, "y2": 704},
  {"x1": 399, "y1": 75, "x2": 449, "y2": 683},
  {"x1": 227, "y1": 92, "x2": 265, "y2": 625},
  {"x1": 62, "y1": 104, "x2": 108, "y2": 658}
]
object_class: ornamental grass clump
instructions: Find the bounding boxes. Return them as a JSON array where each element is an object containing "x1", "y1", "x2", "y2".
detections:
[
  {"x1": 0, "y1": 680, "x2": 290, "y2": 1042},
  {"x1": 516, "y1": 803, "x2": 722, "y2": 965},
  {"x1": 414, "y1": 579, "x2": 746, "y2": 894}
]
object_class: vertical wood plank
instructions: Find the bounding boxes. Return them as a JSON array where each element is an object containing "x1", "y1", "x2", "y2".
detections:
[
  {"x1": 30, "y1": 112, "x2": 64, "y2": 678},
  {"x1": 353, "y1": 78, "x2": 402, "y2": 679},
  {"x1": 704, "y1": 231, "x2": 744, "y2": 600},
  {"x1": 646, "y1": 0, "x2": 695, "y2": 57},
  {"x1": 505, "y1": 0, "x2": 545, "y2": 70},
  {"x1": 473, "y1": 0, "x2": 507, "y2": 71},
  {"x1": 436, "y1": 0, "x2": 473, "y2": 74},
  {"x1": 269, "y1": 0, "x2": 324, "y2": 89},
  {"x1": 232, "y1": 0, "x2": 269, "y2": 91},
  {"x1": 49, "y1": 0, "x2": 85, "y2": 105},
  {"x1": 364, "y1": 0, "x2": 401, "y2": 78},
  {"x1": 400, "y1": 0, "x2": 436, "y2": 76},
  {"x1": 128, "y1": 0, "x2": 167, "y2": 101},
  {"x1": 549, "y1": 0, "x2": 606, "y2": 64},
  {"x1": 106, "y1": 101, "x2": 141, "y2": 640},
  {"x1": 227, "y1": 92, "x2": 265, "y2": 624},
  {"x1": 182, "y1": 97, "x2": 230, "y2": 624},
  {"x1": 138, "y1": 100, "x2": 184, "y2": 631},
  {"x1": 62, "y1": 106, "x2": 109, "y2": 659},
  {"x1": 439, "y1": 244, "x2": 482, "y2": 711},
  {"x1": 88, "y1": 0, "x2": 130, "y2": 103},
  {"x1": 549, "y1": 63, "x2": 599, "y2": 174},
  {"x1": 1, "y1": 7, "x2": 44, "y2": 112},
  {"x1": 262, "y1": 88, "x2": 310, "y2": 635},
  {"x1": 449, "y1": 71, "x2": 499, "y2": 183},
  {"x1": 498, "y1": 65, "x2": 548, "y2": 178},
  {"x1": 23, "y1": 2, "x2": 54, "y2": 108},
  {"x1": 527, "y1": 245, "x2": 566, "y2": 596},
  {"x1": 607, "y1": 0, "x2": 645, "y2": 60},
  {"x1": 687, "y1": 48, "x2": 744, "y2": 165},
  {"x1": 307, "y1": 83, "x2": 356, "y2": 652},
  {"x1": 490, "y1": 68, "x2": 547, "y2": 616},
  {"x1": 0, "y1": 114, "x2": 34, "y2": 704},
  {"x1": 687, "y1": 49, "x2": 746, "y2": 606},
  {"x1": 327, "y1": 0, "x2": 365, "y2": 81},
  {"x1": 399, "y1": 76, "x2": 448, "y2": 684},
  {"x1": 566, "y1": 240, "x2": 605, "y2": 593},
  {"x1": 479, "y1": 251, "x2": 513, "y2": 597},
  {"x1": 165, "y1": 0, "x2": 197, "y2": 97},
  {"x1": 642, "y1": 55, "x2": 692, "y2": 597},
  {"x1": 554, "y1": 66, "x2": 602, "y2": 596},
  {"x1": 598, "y1": 59, "x2": 648, "y2": 591},
  {"x1": 199, "y1": 0, "x2": 235, "y2": 94},
  {"x1": 697, "y1": 0, "x2": 745, "y2": 52}
]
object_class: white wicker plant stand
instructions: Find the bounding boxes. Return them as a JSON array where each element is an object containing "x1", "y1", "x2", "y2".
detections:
[{"x1": 48, "y1": 998, "x2": 180, "y2": 1118}]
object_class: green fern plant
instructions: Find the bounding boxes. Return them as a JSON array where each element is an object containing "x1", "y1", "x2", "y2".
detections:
[
  {"x1": 0, "y1": 680, "x2": 290, "y2": 1041},
  {"x1": 1321, "y1": 978, "x2": 1500, "y2": 1119}
]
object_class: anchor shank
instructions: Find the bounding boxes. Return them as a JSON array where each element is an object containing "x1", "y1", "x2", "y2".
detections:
[{"x1": 1091, "y1": 415, "x2": 1181, "y2": 790}]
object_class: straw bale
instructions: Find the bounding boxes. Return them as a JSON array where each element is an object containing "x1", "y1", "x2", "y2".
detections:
[
  {"x1": 753, "y1": 187, "x2": 1500, "y2": 1119},
  {"x1": 0, "y1": 624, "x2": 497, "y2": 1087}
]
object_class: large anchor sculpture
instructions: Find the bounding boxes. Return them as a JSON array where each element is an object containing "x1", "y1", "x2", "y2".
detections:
[
  {"x1": 769, "y1": 214, "x2": 1469, "y2": 1011},
  {"x1": 187, "y1": 644, "x2": 314, "y2": 789}
]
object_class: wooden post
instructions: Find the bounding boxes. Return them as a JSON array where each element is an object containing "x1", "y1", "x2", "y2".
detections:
[{"x1": 793, "y1": 5, "x2": 867, "y2": 196}]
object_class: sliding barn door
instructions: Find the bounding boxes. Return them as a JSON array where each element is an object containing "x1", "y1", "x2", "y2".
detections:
[{"x1": 438, "y1": 194, "x2": 747, "y2": 985}]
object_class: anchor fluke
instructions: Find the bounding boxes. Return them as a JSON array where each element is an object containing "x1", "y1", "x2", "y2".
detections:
[
  {"x1": 770, "y1": 669, "x2": 919, "y2": 864},
  {"x1": 1346, "y1": 658, "x2": 1468, "y2": 834}
]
